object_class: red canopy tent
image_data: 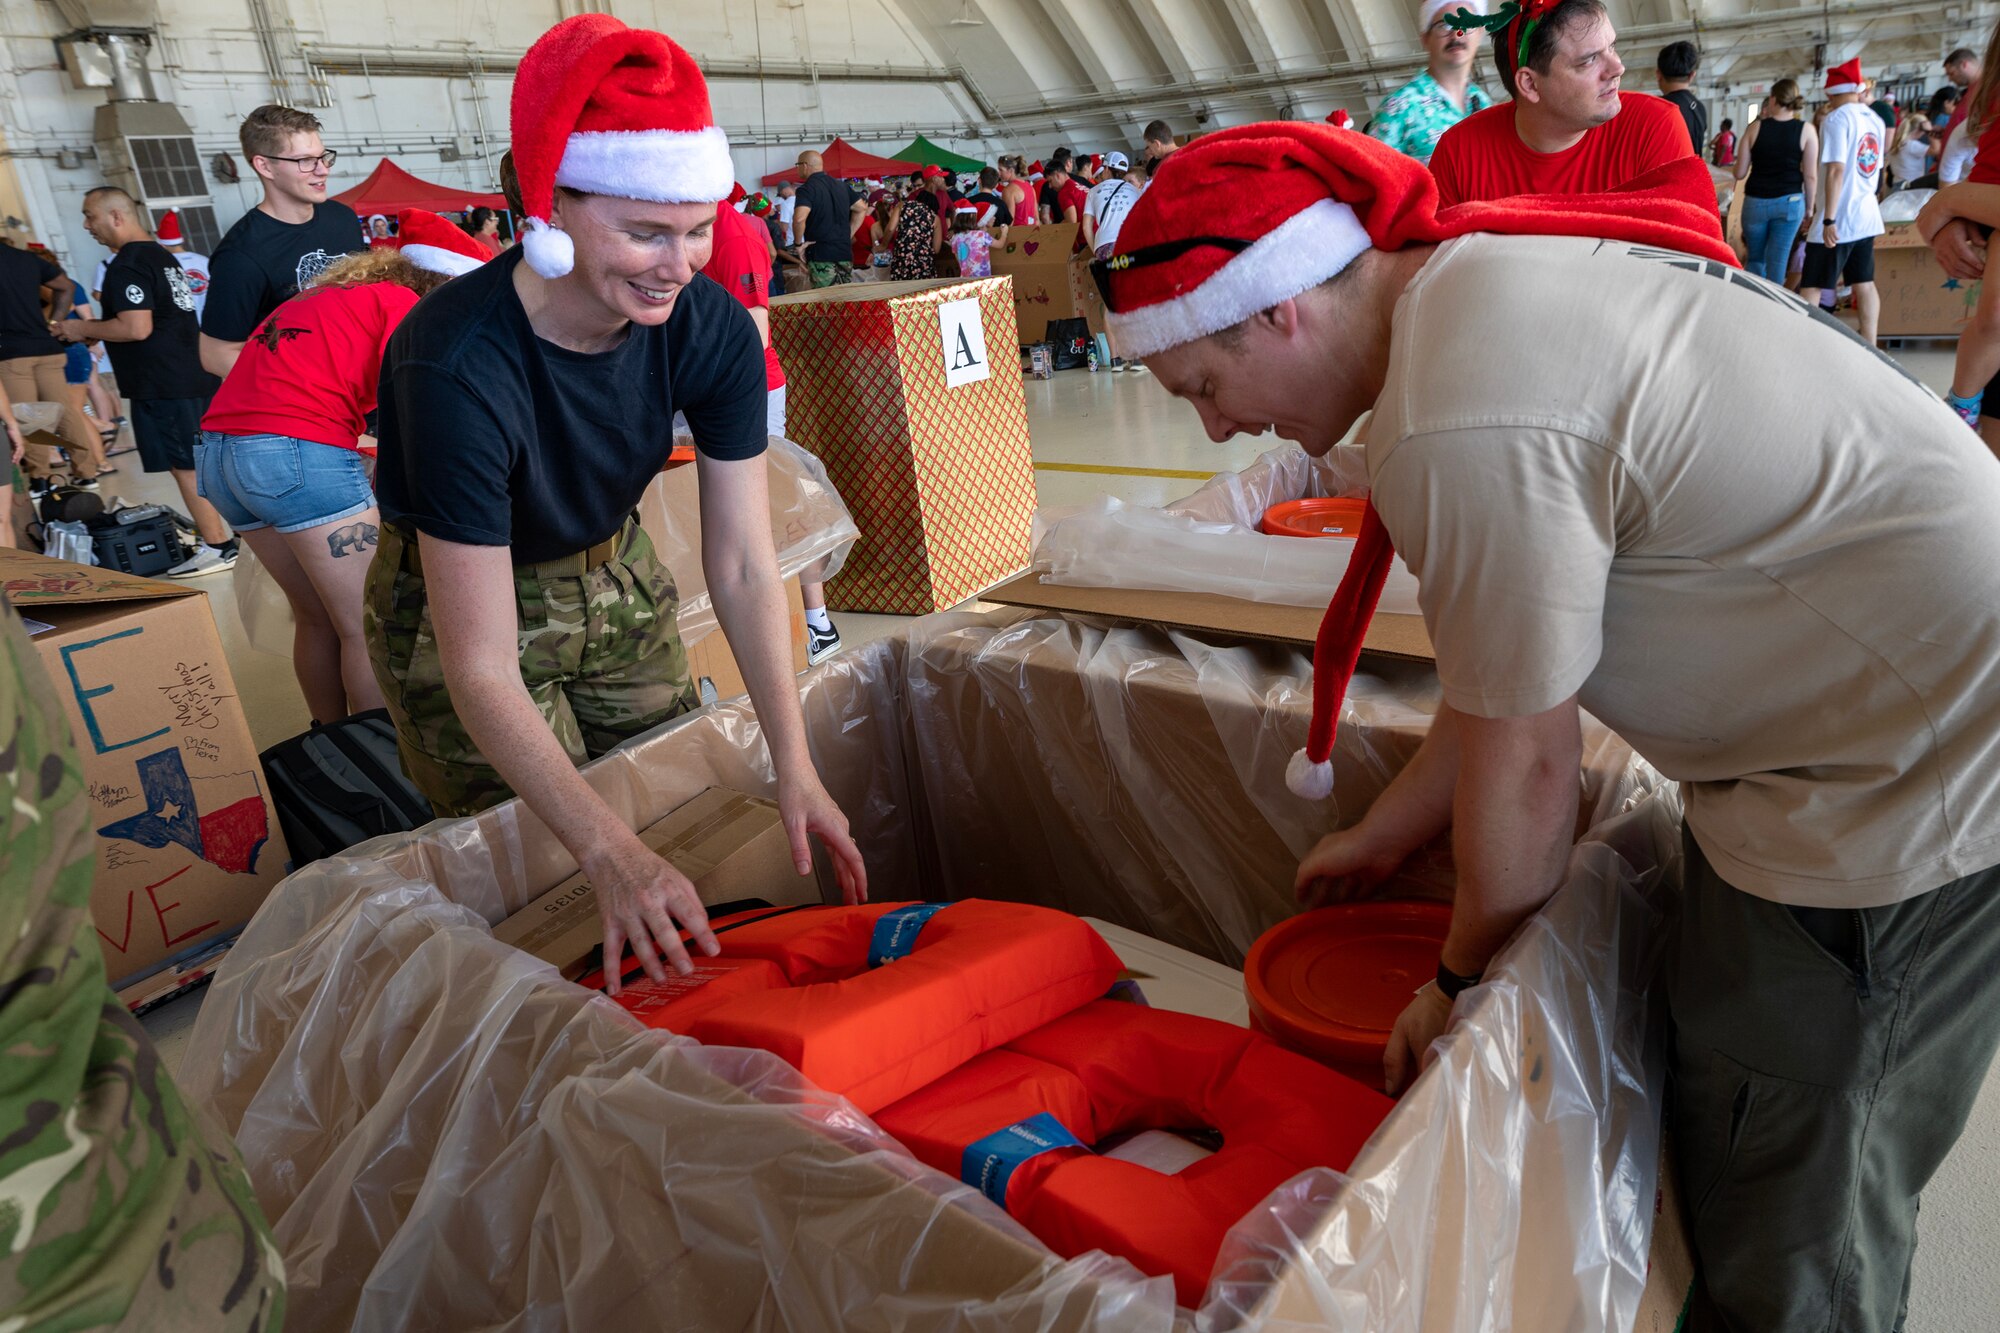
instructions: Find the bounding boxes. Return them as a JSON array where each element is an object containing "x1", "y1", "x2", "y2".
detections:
[
  {"x1": 759, "y1": 138, "x2": 913, "y2": 187},
  {"x1": 332, "y1": 158, "x2": 507, "y2": 215}
]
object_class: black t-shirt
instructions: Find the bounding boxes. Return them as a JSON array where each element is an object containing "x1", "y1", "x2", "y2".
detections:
[
  {"x1": 793, "y1": 172, "x2": 859, "y2": 257},
  {"x1": 1663, "y1": 89, "x2": 1708, "y2": 157},
  {"x1": 968, "y1": 190, "x2": 1007, "y2": 223},
  {"x1": 376, "y1": 246, "x2": 767, "y2": 564},
  {"x1": 99, "y1": 240, "x2": 216, "y2": 401},
  {"x1": 203, "y1": 201, "x2": 362, "y2": 342},
  {"x1": 1039, "y1": 180, "x2": 1062, "y2": 217},
  {"x1": 0, "y1": 246, "x2": 65, "y2": 361}
]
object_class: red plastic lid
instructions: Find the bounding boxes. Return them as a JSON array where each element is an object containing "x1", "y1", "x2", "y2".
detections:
[
  {"x1": 1244, "y1": 900, "x2": 1452, "y2": 1069},
  {"x1": 1260, "y1": 497, "x2": 1366, "y2": 539}
]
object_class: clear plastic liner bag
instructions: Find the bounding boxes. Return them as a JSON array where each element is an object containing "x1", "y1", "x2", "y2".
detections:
[
  {"x1": 41, "y1": 519, "x2": 96, "y2": 565},
  {"x1": 182, "y1": 610, "x2": 1680, "y2": 1331},
  {"x1": 10, "y1": 401, "x2": 63, "y2": 434},
  {"x1": 1032, "y1": 443, "x2": 1421, "y2": 614},
  {"x1": 1879, "y1": 189, "x2": 1935, "y2": 224},
  {"x1": 231, "y1": 436, "x2": 859, "y2": 657}
]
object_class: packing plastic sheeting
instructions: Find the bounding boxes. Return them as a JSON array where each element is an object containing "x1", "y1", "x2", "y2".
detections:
[
  {"x1": 180, "y1": 610, "x2": 1677, "y2": 1331},
  {"x1": 10, "y1": 401, "x2": 63, "y2": 433},
  {"x1": 1879, "y1": 189, "x2": 1935, "y2": 224},
  {"x1": 1031, "y1": 443, "x2": 1421, "y2": 616},
  {"x1": 230, "y1": 436, "x2": 859, "y2": 657}
]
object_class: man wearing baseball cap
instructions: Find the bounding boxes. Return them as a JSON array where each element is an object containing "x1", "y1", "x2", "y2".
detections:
[
  {"x1": 1366, "y1": 0, "x2": 1494, "y2": 165},
  {"x1": 368, "y1": 15, "x2": 868, "y2": 989},
  {"x1": 1100, "y1": 122, "x2": 2000, "y2": 1331}
]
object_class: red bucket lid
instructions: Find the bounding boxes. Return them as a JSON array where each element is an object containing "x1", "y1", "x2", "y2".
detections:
[
  {"x1": 1244, "y1": 900, "x2": 1452, "y2": 1069},
  {"x1": 1260, "y1": 497, "x2": 1366, "y2": 539}
]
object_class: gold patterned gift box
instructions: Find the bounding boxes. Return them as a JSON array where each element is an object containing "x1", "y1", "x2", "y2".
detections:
[{"x1": 771, "y1": 276, "x2": 1038, "y2": 615}]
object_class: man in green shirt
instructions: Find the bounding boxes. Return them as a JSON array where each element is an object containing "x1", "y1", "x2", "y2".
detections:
[{"x1": 1368, "y1": 0, "x2": 1494, "y2": 165}]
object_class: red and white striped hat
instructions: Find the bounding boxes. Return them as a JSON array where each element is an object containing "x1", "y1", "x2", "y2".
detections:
[
  {"x1": 509, "y1": 15, "x2": 735, "y2": 279},
  {"x1": 395, "y1": 209, "x2": 491, "y2": 276}
]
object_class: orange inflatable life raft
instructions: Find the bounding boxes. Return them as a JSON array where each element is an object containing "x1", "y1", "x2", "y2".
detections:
[
  {"x1": 588, "y1": 900, "x2": 1125, "y2": 1114},
  {"x1": 872, "y1": 999, "x2": 1394, "y2": 1308}
]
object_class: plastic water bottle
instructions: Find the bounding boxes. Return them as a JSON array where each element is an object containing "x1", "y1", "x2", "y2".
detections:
[{"x1": 1087, "y1": 335, "x2": 1102, "y2": 372}]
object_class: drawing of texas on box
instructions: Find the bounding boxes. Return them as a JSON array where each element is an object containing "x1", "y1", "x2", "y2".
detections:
[{"x1": 98, "y1": 746, "x2": 269, "y2": 874}]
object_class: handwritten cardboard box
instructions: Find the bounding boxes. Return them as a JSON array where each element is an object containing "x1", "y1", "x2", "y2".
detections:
[
  {"x1": 989, "y1": 222, "x2": 1080, "y2": 343},
  {"x1": 0, "y1": 549, "x2": 288, "y2": 1003},
  {"x1": 1876, "y1": 222, "x2": 1979, "y2": 338}
]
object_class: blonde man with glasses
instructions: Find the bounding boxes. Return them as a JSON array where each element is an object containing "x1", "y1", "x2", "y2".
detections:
[{"x1": 199, "y1": 104, "x2": 362, "y2": 378}]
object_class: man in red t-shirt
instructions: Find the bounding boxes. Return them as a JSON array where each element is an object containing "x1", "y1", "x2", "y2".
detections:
[
  {"x1": 699, "y1": 199, "x2": 843, "y2": 664},
  {"x1": 1429, "y1": 0, "x2": 1701, "y2": 211},
  {"x1": 1045, "y1": 161, "x2": 1091, "y2": 252}
]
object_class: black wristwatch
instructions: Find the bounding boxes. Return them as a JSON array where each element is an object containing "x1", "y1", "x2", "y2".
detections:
[{"x1": 1436, "y1": 960, "x2": 1483, "y2": 1000}]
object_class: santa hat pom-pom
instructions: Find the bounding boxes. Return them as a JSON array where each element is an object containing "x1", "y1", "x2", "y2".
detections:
[
  {"x1": 522, "y1": 221, "x2": 575, "y2": 278},
  {"x1": 1286, "y1": 747, "x2": 1336, "y2": 800}
]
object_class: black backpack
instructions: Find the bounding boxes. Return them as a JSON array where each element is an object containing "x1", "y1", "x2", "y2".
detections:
[
  {"x1": 259, "y1": 710, "x2": 435, "y2": 868},
  {"x1": 1046, "y1": 317, "x2": 1091, "y2": 370}
]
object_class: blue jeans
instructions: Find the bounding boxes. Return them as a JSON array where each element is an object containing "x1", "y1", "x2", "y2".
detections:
[
  {"x1": 195, "y1": 431, "x2": 375, "y2": 534},
  {"x1": 1741, "y1": 193, "x2": 1804, "y2": 283}
]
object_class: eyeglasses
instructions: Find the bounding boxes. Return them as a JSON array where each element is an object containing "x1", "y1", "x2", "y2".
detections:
[
  {"x1": 261, "y1": 150, "x2": 338, "y2": 173},
  {"x1": 1088, "y1": 235, "x2": 1252, "y2": 312}
]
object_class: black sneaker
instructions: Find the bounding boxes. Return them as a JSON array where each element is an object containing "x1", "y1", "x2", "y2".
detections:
[
  {"x1": 806, "y1": 619, "x2": 842, "y2": 666},
  {"x1": 74, "y1": 477, "x2": 100, "y2": 493}
]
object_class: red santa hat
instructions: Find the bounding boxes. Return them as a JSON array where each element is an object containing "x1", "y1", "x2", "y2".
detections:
[
  {"x1": 509, "y1": 15, "x2": 735, "y2": 279},
  {"x1": 1823, "y1": 58, "x2": 1864, "y2": 96},
  {"x1": 728, "y1": 181, "x2": 748, "y2": 205},
  {"x1": 156, "y1": 209, "x2": 184, "y2": 244},
  {"x1": 1326, "y1": 108, "x2": 1354, "y2": 129},
  {"x1": 1099, "y1": 124, "x2": 1735, "y2": 798},
  {"x1": 395, "y1": 209, "x2": 492, "y2": 276}
]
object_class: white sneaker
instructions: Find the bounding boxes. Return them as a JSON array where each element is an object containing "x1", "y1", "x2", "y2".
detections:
[{"x1": 167, "y1": 544, "x2": 237, "y2": 579}]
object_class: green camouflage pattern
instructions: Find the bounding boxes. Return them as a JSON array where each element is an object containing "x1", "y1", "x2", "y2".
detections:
[
  {"x1": 364, "y1": 523, "x2": 699, "y2": 817},
  {"x1": 0, "y1": 596, "x2": 284, "y2": 1332},
  {"x1": 806, "y1": 261, "x2": 855, "y2": 288}
]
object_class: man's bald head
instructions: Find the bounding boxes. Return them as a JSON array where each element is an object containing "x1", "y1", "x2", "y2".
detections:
[
  {"x1": 81, "y1": 186, "x2": 150, "y2": 248},
  {"x1": 797, "y1": 151, "x2": 825, "y2": 176},
  {"x1": 83, "y1": 185, "x2": 138, "y2": 216}
]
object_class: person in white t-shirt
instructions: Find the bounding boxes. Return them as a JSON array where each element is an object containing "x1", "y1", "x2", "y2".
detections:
[
  {"x1": 155, "y1": 210, "x2": 211, "y2": 321},
  {"x1": 1799, "y1": 59, "x2": 1888, "y2": 343},
  {"x1": 1082, "y1": 152, "x2": 1146, "y2": 259},
  {"x1": 1938, "y1": 114, "x2": 1977, "y2": 185},
  {"x1": 775, "y1": 185, "x2": 797, "y2": 245},
  {"x1": 1107, "y1": 124, "x2": 2000, "y2": 1332}
]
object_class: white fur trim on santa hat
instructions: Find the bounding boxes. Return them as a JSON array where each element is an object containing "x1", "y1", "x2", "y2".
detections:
[
  {"x1": 554, "y1": 125, "x2": 736, "y2": 203},
  {"x1": 1286, "y1": 748, "x2": 1336, "y2": 800},
  {"x1": 1824, "y1": 80, "x2": 1861, "y2": 95},
  {"x1": 1420, "y1": 0, "x2": 1484, "y2": 32},
  {"x1": 1110, "y1": 198, "x2": 1373, "y2": 360},
  {"x1": 400, "y1": 243, "x2": 486, "y2": 277},
  {"x1": 522, "y1": 218, "x2": 577, "y2": 278}
]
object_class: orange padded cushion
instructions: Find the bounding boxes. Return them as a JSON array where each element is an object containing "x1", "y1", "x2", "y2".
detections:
[
  {"x1": 874, "y1": 1000, "x2": 1394, "y2": 1308},
  {"x1": 598, "y1": 901, "x2": 1125, "y2": 1115}
]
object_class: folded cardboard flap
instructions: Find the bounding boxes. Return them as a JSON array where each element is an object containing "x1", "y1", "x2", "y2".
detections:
[
  {"x1": 986, "y1": 571, "x2": 1436, "y2": 664},
  {"x1": 492, "y1": 788, "x2": 827, "y2": 979},
  {"x1": 991, "y1": 223, "x2": 1081, "y2": 343}
]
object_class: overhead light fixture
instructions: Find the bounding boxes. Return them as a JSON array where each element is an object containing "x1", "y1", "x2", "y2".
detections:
[{"x1": 949, "y1": 1, "x2": 985, "y2": 26}]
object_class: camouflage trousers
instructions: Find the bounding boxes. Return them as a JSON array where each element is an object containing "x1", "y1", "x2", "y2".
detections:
[
  {"x1": 0, "y1": 596, "x2": 285, "y2": 1331},
  {"x1": 807, "y1": 260, "x2": 854, "y2": 288},
  {"x1": 364, "y1": 521, "x2": 699, "y2": 818}
]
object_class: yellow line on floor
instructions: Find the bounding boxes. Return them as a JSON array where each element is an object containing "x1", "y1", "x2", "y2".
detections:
[{"x1": 1032, "y1": 461, "x2": 1215, "y2": 480}]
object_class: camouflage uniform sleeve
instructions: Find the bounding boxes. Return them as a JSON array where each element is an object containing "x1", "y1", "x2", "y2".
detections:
[{"x1": 0, "y1": 596, "x2": 285, "y2": 1331}]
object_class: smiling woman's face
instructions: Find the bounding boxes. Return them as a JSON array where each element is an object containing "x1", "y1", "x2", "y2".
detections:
[{"x1": 550, "y1": 192, "x2": 718, "y2": 326}]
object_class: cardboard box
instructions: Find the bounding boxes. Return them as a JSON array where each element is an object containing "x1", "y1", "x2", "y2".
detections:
[
  {"x1": 987, "y1": 570, "x2": 1436, "y2": 664},
  {"x1": 770, "y1": 276, "x2": 1038, "y2": 615},
  {"x1": 1068, "y1": 253, "x2": 1108, "y2": 341},
  {"x1": 635, "y1": 462, "x2": 812, "y2": 702},
  {"x1": 492, "y1": 787, "x2": 826, "y2": 979},
  {"x1": 0, "y1": 549, "x2": 288, "y2": 999},
  {"x1": 990, "y1": 222, "x2": 1081, "y2": 342},
  {"x1": 1876, "y1": 222, "x2": 1978, "y2": 338}
]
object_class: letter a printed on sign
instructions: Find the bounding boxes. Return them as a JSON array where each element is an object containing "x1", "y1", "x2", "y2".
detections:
[{"x1": 938, "y1": 297, "x2": 990, "y2": 389}]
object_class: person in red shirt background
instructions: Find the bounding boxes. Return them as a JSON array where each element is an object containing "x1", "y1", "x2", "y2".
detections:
[
  {"x1": 1428, "y1": 0, "x2": 1703, "y2": 210},
  {"x1": 1045, "y1": 160, "x2": 1091, "y2": 250},
  {"x1": 701, "y1": 188, "x2": 843, "y2": 664},
  {"x1": 196, "y1": 210, "x2": 487, "y2": 722}
]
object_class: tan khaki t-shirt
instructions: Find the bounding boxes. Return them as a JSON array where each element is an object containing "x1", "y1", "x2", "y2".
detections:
[{"x1": 1367, "y1": 233, "x2": 2000, "y2": 908}]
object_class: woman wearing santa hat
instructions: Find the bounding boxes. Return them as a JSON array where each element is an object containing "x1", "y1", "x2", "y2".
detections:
[
  {"x1": 367, "y1": 15, "x2": 867, "y2": 990},
  {"x1": 197, "y1": 211, "x2": 485, "y2": 727}
]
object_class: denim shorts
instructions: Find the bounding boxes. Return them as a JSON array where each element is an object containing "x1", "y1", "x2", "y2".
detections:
[{"x1": 195, "y1": 431, "x2": 376, "y2": 534}]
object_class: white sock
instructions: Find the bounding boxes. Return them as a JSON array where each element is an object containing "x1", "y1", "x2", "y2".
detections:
[{"x1": 804, "y1": 606, "x2": 833, "y2": 633}]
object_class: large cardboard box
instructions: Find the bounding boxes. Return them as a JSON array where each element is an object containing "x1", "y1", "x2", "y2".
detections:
[
  {"x1": 492, "y1": 787, "x2": 827, "y2": 980},
  {"x1": 990, "y1": 222, "x2": 1081, "y2": 342},
  {"x1": 0, "y1": 549, "x2": 288, "y2": 1000},
  {"x1": 636, "y1": 462, "x2": 810, "y2": 702},
  {"x1": 770, "y1": 276, "x2": 1038, "y2": 614},
  {"x1": 1876, "y1": 222, "x2": 1978, "y2": 338}
]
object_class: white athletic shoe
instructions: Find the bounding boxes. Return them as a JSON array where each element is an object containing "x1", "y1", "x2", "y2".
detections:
[{"x1": 167, "y1": 544, "x2": 238, "y2": 579}]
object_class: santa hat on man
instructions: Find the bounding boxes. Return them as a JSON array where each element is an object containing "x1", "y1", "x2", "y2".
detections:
[
  {"x1": 1823, "y1": 58, "x2": 1864, "y2": 96},
  {"x1": 1326, "y1": 108, "x2": 1354, "y2": 129},
  {"x1": 1418, "y1": 0, "x2": 1484, "y2": 33},
  {"x1": 156, "y1": 209, "x2": 185, "y2": 246},
  {"x1": 1101, "y1": 125, "x2": 1734, "y2": 798},
  {"x1": 395, "y1": 209, "x2": 492, "y2": 276},
  {"x1": 728, "y1": 181, "x2": 748, "y2": 205},
  {"x1": 508, "y1": 14, "x2": 735, "y2": 279}
]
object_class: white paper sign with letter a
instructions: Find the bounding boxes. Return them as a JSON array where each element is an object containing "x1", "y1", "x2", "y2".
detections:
[{"x1": 938, "y1": 297, "x2": 991, "y2": 389}]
